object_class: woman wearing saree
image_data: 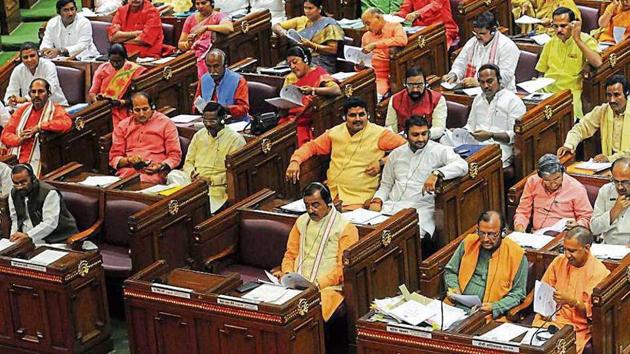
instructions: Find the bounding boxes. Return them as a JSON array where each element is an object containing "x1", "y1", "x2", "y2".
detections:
[
  {"x1": 272, "y1": 0, "x2": 344, "y2": 74},
  {"x1": 89, "y1": 44, "x2": 147, "y2": 127},
  {"x1": 279, "y1": 45, "x2": 342, "y2": 147},
  {"x1": 178, "y1": 0, "x2": 234, "y2": 78}
]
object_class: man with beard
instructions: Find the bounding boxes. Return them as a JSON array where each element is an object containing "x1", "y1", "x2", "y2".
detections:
[
  {"x1": 444, "y1": 210, "x2": 528, "y2": 318},
  {"x1": 195, "y1": 49, "x2": 249, "y2": 120},
  {"x1": 40, "y1": 0, "x2": 99, "y2": 59},
  {"x1": 514, "y1": 154, "x2": 592, "y2": 233},
  {"x1": 463, "y1": 64, "x2": 526, "y2": 168},
  {"x1": 558, "y1": 75, "x2": 630, "y2": 162},
  {"x1": 591, "y1": 157, "x2": 630, "y2": 245},
  {"x1": 286, "y1": 97, "x2": 406, "y2": 210},
  {"x1": 8, "y1": 164, "x2": 79, "y2": 245},
  {"x1": 369, "y1": 115, "x2": 467, "y2": 254},
  {"x1": 532, "y1": 227, "x2": 609, "y2": 354},
  {"x1": 167, "y1": 102, "x2": 246, "y2": 213},
  {"x1": 385, "y1": 67, "x2": 446, "y2": 139},
  {"x1": 1, "y1": 79, "x2": 73, "y2": 176}
]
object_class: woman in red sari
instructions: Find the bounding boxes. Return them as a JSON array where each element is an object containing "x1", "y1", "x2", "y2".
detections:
[{"x1": 280, "y1": 45, "x2": 341, "y2": 146}]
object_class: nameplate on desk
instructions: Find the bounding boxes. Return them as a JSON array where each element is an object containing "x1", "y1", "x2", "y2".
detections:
[
  {"x1": 386, "y1": 325, "x2": 432, "y2": 339},
  {"x1": 10, "y1": 259, "x2": 47, "y2": 272},
  {"x1": 217, "y1": 295, "x2": 259, "y2": 311},
  {"x1": 150, "y1": 284, "x2": 192, "y2": 299},
  {"x1": 472, "y1": 339, "x2": 519, "y2": 353}
]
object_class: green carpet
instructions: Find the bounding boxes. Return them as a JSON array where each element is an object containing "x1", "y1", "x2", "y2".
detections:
[
  {"x1": 0, "y1": 51, "x2": 18, "y2": 66},
  {"x1": 0, "y1": 22, "x2": 45, "y2": 51},
  {"x1": 21, "y1": 0, "x2": 83, "y2": 22}
]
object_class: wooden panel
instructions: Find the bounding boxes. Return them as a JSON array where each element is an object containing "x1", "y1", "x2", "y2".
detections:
[
  {"x1": 214, "y1": 10, "x2": 273, "y2": 67},
  {"x1": 582, "y1": 40, "x2": 630, "y2": 115},
  {"x1": 0, "y1": 0, "x2": 21, "y2": 35},
  {"x1": 285, "y1": 0, "x2": 359, "y2": 20}
]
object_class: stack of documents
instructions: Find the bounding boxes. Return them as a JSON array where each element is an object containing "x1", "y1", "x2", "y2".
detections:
[
  {"x1": 280, "y1": 199, "x2": 306, "y2": 213},
  {"x1": 590, "y1": 244, "x2": 630, "y2": 260},
  {"x1": 0, "y1": 239, "x2": 15, "y2": 253},
  {"x1": 507, "y1": 232, "x2": 554, "y2": 249},
  {"x1": 331, "y1": 72, "x2": 356, "y2": 82},
  {"x1": 343, "y1": 46, "x2": 372, "y2": 67},
  {"x1": 29, "y1": 250, "x2": 69, "y2": 266},
  {"x1": 534, "y1": 280, "x2": 557, "y2": 318},
  {"x1": 372, "y1": 294, "x2": 466, "y2": 329},
  {"x1": 78, "y1": 175, "x2": 121, "y2": 187},
  {"x1": 242, "y1": 284, "x2": 301, "y2": 305},
  {"x1": 338, "y1": 18, "x2": 364, "y2": 29},
  {"x1": 517, "y1": 78, "x2": 555, "y2": 93},
  {"x1": 383, "y1": 14, "x2": 405, "y2": 23},
  {"x1": 171, "y1": 114, "x2": 202, "y2": 124},
  {"x1": 534, "y1": 218, "x2": 570, "y2": 235},
  {"x1": 477, "y1": 323, "x2": 530, "y2": 342},
  {"x1": 265, "y1": 85, "x2": 304, "y2": 109},
  {"x1": 515, "y1": 15, "x2": 543, "y2": 25},
  {"x1": 342, "y1": 208, "x2": 388, "y2": 225},
  {"x1": 567, "y1": 159, "x2": 612, "y2": 175}
]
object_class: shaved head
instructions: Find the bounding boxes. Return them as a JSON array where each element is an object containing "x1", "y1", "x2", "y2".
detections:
[{"x1": 564, "y1": 226, "x2": 593, "y2": 246}]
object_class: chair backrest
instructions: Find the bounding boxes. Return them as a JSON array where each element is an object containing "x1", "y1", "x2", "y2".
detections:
[
  {"x1": 446, "y1": 100, "x2": 470, "y2": 128},
  {"x1": 238, "y1": 214, "x2": 293, "y2": 269},
  {"x1": 102, "y1": 199, "x2": 148, "y2": 246},
  {"x1": 578, "y1": 5, "x2": 599, "y2": 34},
  {"x1": 247, "y1": 81, "x2": 278, "y2": 116},
  {"x1": 515, "y1": 50, "x2": 538, "y2": 84},
  {"x1": 58, "y1": 190, "x2": 99, "y2": 231},
  {"x1": 56, "y1": 66, "x2": 85, "y2": 105},
  {"x1": 91, "y1": 21, "x2": 111, "y2": 55},
  {"x1": 583, "y1": 183, "x2": 600, "y2": 206},
  {"x1": 162, "y1": 23, "x2": 176, "y2": 46},
  {"x1": 178, "y1": 135, "x2": 191, "y2": 169}
]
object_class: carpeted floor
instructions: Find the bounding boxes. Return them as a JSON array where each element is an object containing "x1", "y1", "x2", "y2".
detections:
[
  {"x1": 111, "y1": 318, "x2": 131, "y2": 353},
  {"x1": 21, "y1": 0, "x2": 82, "y2": 22},
  {"x1": 0, "y1": 51, "x2": 18, "y2": 66},
  {"x1": 0, "y1": 21, "x2": 45, "y2": 51}
]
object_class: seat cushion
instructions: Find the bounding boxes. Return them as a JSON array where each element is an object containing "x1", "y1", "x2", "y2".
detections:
[
  {"x1": 59, "y1": 190, "x2": 98, "y2": 231},
  {"x1": 248, "y1": 81, "x2": 278, "y2": 116},
  {"x1": 57, "y1": 66, "x2": 85, "y2": 104},
  {"x1": 179, "y1": 136, "x2": 191, "y2": 169},
  {"x1": 220, "y1": 263, "x2": 266, "y2": 284},
  {"x1": 91, "y1": 21, "x2": 111, "y2": 55},
  {"x1": 578, "y1": 5, "x2": 599, "y2": 33},
  {"x1": 238, "y1": 218, "x2": 293, "y2": 269},
  {"x1": 103, "y1": 199, "x2": 148, "y2": 246},
  {"x1": 446, "y1": 100, "x2": 470, "y2": 129},
  {"x1": 100, "y1": 243, "x2": 132, "y2": 278},
  {"x1": 162, "y1": 23, "x2": 175, "y2": 46},
  {"x1": 584, "y1": 183, "x2": 600, "y2": 206},
  {"x1": 515, "y1": 50, "x2": 538, "y2": 85}
]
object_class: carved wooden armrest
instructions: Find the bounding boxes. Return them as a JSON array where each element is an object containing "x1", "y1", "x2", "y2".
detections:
[
  {"x1": 98, "y1": 132, "x2": 113, "y2": 151},
  {"x1": 66, "y1": 219, "x2": 103, "y2": 250},
  {"x1": 158, "y1": 106, "x2": 176, "y2": 117},
  {"x1": 204, "y1": 244, "x2": 237, "y2": 272},
  {"x1": 506, "y1": 291, "x2": 534, "y2": 322}
]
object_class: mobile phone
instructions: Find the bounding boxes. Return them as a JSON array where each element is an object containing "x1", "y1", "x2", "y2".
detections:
[{"x1": 236, "y1": 281, "x2": 261, "y2": 293}]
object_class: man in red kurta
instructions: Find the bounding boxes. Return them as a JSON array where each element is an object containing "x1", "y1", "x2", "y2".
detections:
[
  {"x1": 1, "y1": 79, "x2": 73, "y2": 176},
  {"x1": 395, "y1": 0, "x2": 459, "y2": 48},
  {"x1": 108, "y1": 0, "x2": 169, "y2": 58}
]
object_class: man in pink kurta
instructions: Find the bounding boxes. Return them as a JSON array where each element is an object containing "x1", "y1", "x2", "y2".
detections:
[
  {"x1": 395, "y1": 0, "x2": 459, "y2": 48},
  {"x1": 109, "y1": 92, "x2": 181, "y2": 183},
  {"x1": 514, "y1": 154, "x2": 593, "y2": 233},
  {"x1": 107, "y1": 0, "x2": 168, "y2": 58}
]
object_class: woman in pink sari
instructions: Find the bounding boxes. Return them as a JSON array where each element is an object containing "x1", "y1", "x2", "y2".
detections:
[{"x1": 178, "y1": 0, "x2": 234, "y2": 77}]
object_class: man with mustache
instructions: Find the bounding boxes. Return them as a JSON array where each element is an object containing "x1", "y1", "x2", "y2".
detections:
[
  {"x1": 40, "y1": 0, "x2": 99, "y2": 59},
  {"x1": 532, "y1": 226, "x2": 610, "y2": 354},
  {"x1": 195, "y1": 48, "x2": 249, "y2": 120},
  {"x1": 1, "y1": 79, "x2": 73, "y2": 176},
  {"x1": 369, "y1": 115, "x2": 467, "y2": 255},
  {"x1": 591, "y1": 157, "x2": 630, "y2": 245},
  {"x1": 444, "y1": 210, "x2": 528, "y2": 318},
  {"x1": 285, "y1": 96, "x2": 406, "y2": 210},
  {"x1": 463, "y1": 64, "x2": 526, "y2": 167},
  {"x1": 558, "y1": 75, "x2": 630, "y2": 163},
  {"x1": 385, "y1": 67, "x2": 446, "y2": 139}
]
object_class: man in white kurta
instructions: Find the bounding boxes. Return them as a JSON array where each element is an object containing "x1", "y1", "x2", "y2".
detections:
[
  {"x1": 465, "y1": 64, "x2": 526, "y2": 167},
  {"x1": 250, "y1": 0, "x2": 286, "y2": 23},
  {"x1": 370, "y1": 115, "x2": 468, "y2": 237},
  {"x1": 215, "y1": 0, "x2": 249, "y2": 18},
  {"x1": 40, "y1": 0, "x2": 99, "y2": 59},
  {"x1": 591, "y1": 157, "x2": 630, "y2": 245}
]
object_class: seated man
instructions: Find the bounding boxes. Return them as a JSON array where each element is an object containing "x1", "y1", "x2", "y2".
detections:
[
  {"x1": 285, "y1": 97, "x2": 406, "y2": 210},
  {"x1": 514, "y1": 154, "x2": 593, "y2": 233},
  {"x1": 598, "y1": 0, "x2": 630, "y2": 43},
  {"x1": 385, "y1": 67, "x2": 446, "y2": 138},
  {"x1": 277, "y1": 182, "x2": 359, "y2": 321},
  {"x1": 591, "y1": 157, "x2": 630, "y2": 245},
  {"x1": 536, "y1": 7, "x2": 602, "y2": 119},
  {"x1": 532, "y1": 226, "x2": 610, "y2": 354},
  {"x1": 370, "y1": 116, "x2": 467, "y2": 250},
  {"x1": 444, "y1": 210, "x2": 528, "y2": 318},
  {"x1": 442, "y1": 12, "x2": 519, "y2": 91},
  {"x1": 167, "y1": 102, "x2": 246, "y2": 213},
  {"x1": 8, "y1": 164, "x2": 79, "y2": 245},
  {"x1": 108, "y1": 0, "x2": 173, "y2": 58},
  {"x1": 512, "y1": 0, "x2": 580, "y2": 34},
  {"x1": 40, "y1": 0, "x2": 100, "y2": 59},
  {"x1": 1, "y1": 79, "x2": 73, "y2": 176},
  {"x1": 394, "y1": 0, "x2": 459, "y2": 48},
  {"x1": 214, "y1": 0, "x2": 249, "y2": 18},
  {"x1": 109, "y1": 92, "x2": 182, "y2": 183},
  {"x1": 557, "y1": 75, "x2": 630, "y2": 163},
  {"x1": 195, "y1": 49, "x2": 249, "y2": 120},
  {"x1": 462, "y1": 64, "x2": 526, "y2": 167},
  {"x1": 361, "y1": 7, "x2": 408, "y2": 97},
  {"x1": 4, "y1": 43, "x2": 68, "y2": 107},
  {"x1": 250, "y1": 0, "x2": 286, "y2": 23}
]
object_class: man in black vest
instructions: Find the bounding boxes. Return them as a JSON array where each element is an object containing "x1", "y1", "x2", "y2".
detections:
[{"x1": 8, "y1": 164, "x2": 78, "y2": 244}]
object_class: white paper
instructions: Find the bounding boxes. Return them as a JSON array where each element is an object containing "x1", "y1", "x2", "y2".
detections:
[
  {"x1": 78, "y1": 175, "x2": 121, "y2": 187},
  {"x1": 331, "y1": 72, "x2": 356, "y2": 82},
  {"x1": 425, "y1": 299, "x2": 467, "y2": 330},
  {"x1": 531, "y1": 33, "x2": 551, "y2": 45},
  {"x1": 450, "y1": 294, "x2": 481, "y2": 307},
  {"x1": 171, "y1": 114, "x2": 202, "y2": 123},
  {"x1": 534, "y1": 218, "x2": 570, "y2": 235},
  {"x1": 286, "y1": 29, "x2": 304, "y2": 44},
  {"x1": 342, "y1": 208, "x2": 384, "y2": 224},
  {"x1": 440, "y1": 81, "x2": 458, "y2": 90},
  {"x1": 139, "y1": 184, "x2": 177, "y2": 194},
  {"x1": 442, "y1": 128, "x2": 479, "y2": 147},
  {"x1": 264, "y1": 270, "x2": 281, "y2": 285},
  {"x1": 66, "y1": 102, "x2": 89, "y2": 115},
  {"x1": 152, "y1": 56, "x2": 176, "y2": 65},
  {"x1": 389, "y1": 300, "x2": 438, "y2": 326},
  {"x1": 590, "y1": 244, "x2": 630, "y2": 260},
  {"x1": 507, "y1": 232, "x2": 554, "y2": 249},
  {"x1": 280, "y1": 199, "x2": 306, "y2": 213},
  {"x1": 242, "y1": 284, "x2": 301, "y2": 305},
  {"x1": 515, "y1": 15, "x2": 544, "y2": 25},
  {"x1": 265, "y1": 85, "x2": 304, "y2": 109},
  {"x1": 614, "y1": 26, "x2": 626, "y2": 44},
  {"x1": 338, "y1": 18, "x2": 364, "y2": 29},
  {"x1": 383, "y1": 14, "x2": 405, "y2": 23},
  {"x1": 343, "y1": 45, "x2": 372, "y2": 67},
  {"x1": 573, "y1": 159, "x2": 612, "y2": 172},
  {"x1": 404, "y1": 26, "x2": 424, "y2": 35},
  {"x1": 194, "y1": 96, "x2": 208, "y2": 113},
  {"x1": 0, "y1": 239, "x2": 15, "y2": 253},
  {"x1": 462, "y1": 87, "x2": 483, "y2": 96},
  {"x1": 523, "y1": 92, "x2": 552, "y2": 102},
  {"x1": 29, "y1": 249, "x2": 68, "y2": 266},
  {"x1": 281, "y1": 272, "x2": 312, "y2": 289},
  {"x1": 226, "y1": 120, "x2": 249, "y2": 132},
  {"x1": 599, "y1": 42, "x2": 614, "y2": 52},
  {"x1": 136, "y1": 57, "x2": 158, "y2": 63},
  {"x1": 534, "y1": 280, "x2": 557, "y2": 318},
  {"x1": 517, "y1": 78, "x2": 555, "y2": 93},
  {"x1": 479, "y1": 323, "x2": 530, "y2": 342},
  {"x1": 520, "y1": 327, "x2": 549, "y2": 346}
]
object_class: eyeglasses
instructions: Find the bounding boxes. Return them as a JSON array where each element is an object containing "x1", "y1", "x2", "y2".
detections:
[
  {"x1": 405, "y1": 82, "x2": 425, "y2": 89},
  {"x1": 612, "y1": 178, "x2": 630, "y2": 188},
  {"x1": 477, "y1": 230, "x2": 500, "y2": 239}
]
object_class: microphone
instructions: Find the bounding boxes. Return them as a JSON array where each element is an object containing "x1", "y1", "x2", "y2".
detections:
[{"x1": 529, "y1": 305, "x2": 562, "y2": 346}]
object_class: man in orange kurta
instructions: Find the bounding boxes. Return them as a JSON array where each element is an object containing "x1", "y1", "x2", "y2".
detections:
[
  {"x1": 108, "y1": 0, "x2": 169, "y2": 58},
  {"x1": 394, "y1": 0, "x2": 459, "y2": 48},
  {"x1": 532, "y1": 226, "x2": 610, "y2": 354},
  {"x1": 1, "y1": 79, "x2": 73, "y2": 176},
  {"x1": 360, "y1": 8, "x2": 408, "y2": 96}
]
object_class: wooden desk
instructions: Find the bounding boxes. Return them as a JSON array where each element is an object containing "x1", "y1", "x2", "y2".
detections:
[
  {"x1": 214, "y1": 10, "x2": 273, "y2": 67},
  {"x1": 0, "y1": 246, "x2": 112, "y2": 353},
  {"x1": 0, "y1": 0, "x2": 20, "y2": 35},
  {"x1": 124, "y1": 260, "x2": 325, "y2": 354},
  {"x1": 452, "y1": 0, "x2": 514, "y2": 44}
]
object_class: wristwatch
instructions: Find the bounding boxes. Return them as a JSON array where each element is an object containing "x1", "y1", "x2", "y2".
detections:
[{"x1": 431, "y1": 170, "x2": 444, "y2": 179}]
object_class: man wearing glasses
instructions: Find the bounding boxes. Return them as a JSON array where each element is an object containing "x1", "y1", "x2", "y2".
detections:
[
  {"x1": 535, "y1": 7, "x2": 602, "y2": 119},
  {"x1": 443, "y1": 210, "x2": 528, "y2": 318},
  {"x1": 591, "y1": 157, "x2": 630, "y2": 245},
  {"x1": 385, "y1": 67, "x2": 447, "y2": 139}
]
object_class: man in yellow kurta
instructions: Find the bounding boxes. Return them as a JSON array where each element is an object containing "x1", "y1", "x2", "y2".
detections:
[
  {"x1": 167, "y1": 102, "x2": 246, "y2": 213},
  {"x1": 558, "y1": 75, "x2": 630, "y2": 162},
  {"x1": 285, "y1": 97, "x2": 406, "y2": 210},
  {"x1": 279, "y1": 182, "x2": 359, "y2": 321},
  {"x1": 536, "y1": 7, "x2": 602, "y2": 119},
  {"x1": 532, "y1": 226, "x2": 610, "y2": 354},
  {"x1": 513, "y1": 0, "x2": 580, "y2": 34}
]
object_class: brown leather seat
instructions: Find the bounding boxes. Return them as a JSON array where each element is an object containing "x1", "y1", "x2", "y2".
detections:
[
  {"x1": 515, "y1": 50, "x2": 538, "y2": 85},
  {"x1": 162, "y1": 23, "x2": 176, "y2": 46},
  {"x1": 446, "y1": 100, "x2": 470, "y2": 129},
  {"x1": 57, "y1": 66, "x2": 85, "y2": 105},
  {"x1": 578, "y1": 5, "x2": 599, "y2": 34},
  {"x1": 248, "y1": 81, "x2": 278, "y2": 116},
  {"x1": 91, "y1": 21, "x2": 111, "y2": 55},
  {"x1": 58, "y1": 190, "x2": 99, "y2": 232},
  {"x1": 178, "y1": 135, "x2": 191, "y2": 169}
]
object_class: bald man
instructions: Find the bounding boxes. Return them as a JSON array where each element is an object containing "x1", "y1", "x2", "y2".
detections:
[{"x1": 591, "y1": 157, "x2": 630, "y2": 245}]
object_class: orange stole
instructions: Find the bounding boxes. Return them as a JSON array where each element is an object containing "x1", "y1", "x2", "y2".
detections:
[{"x1": 458, "y1": 234, "x2": 524, "y2": 303}]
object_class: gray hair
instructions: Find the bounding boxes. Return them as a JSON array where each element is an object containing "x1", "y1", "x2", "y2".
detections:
[
  {"x1": 205, "y1": 48, "x2": 227, "y2": 66},
  {"x1": 362, "y1": 7, "x2": 384, "y2": 17},
  {"x1": 537, "y1": 153, "x2": 563, "y2": 176}
]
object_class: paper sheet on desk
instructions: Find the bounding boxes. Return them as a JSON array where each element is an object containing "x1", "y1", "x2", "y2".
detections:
[
  {"x1": 590, "y1": 244, "x2": 630, "y2": 260},
  {"x1": 139, "y1": 184, "x2": 178, "y2": 194},
  {"x1": 507, "y1": 232, "x2": 554, "y2": 249},
  {"x1": 515, "y1": 15, "x2": 544, "y2": 25},
  {"x1": 78, "y1": 175, "x2": 121, "y2": 187},
  {"x1": 521, "y1": 327, "x2": 549, "y2": 346},
  {"x1": 531, "y1": 33, "x2": 551, "y2": 45},
  {"x1": 342, "y1": 208, "x2": 386, "y2": 225},
  {"x1": 331, "y1": 72, "x2": 356, "y2": 82},
  {"x1": 29, "y1": 250, "x2": 68, "y2": 266},
  {"x1": 226, "y1": 120, "x2": 249, "y2": 132},
  {"x1": 534, "y1": 280, "x2": 557, "y2": 318},
  {"x1": 517, "y1": 78, "x2": 555, "y2": 93},
  {"x1": 425, "y1": 299, "x2": 467, "y2": 330},
  {"x1": 440, "y1": 81, "x2": 460, "y2": 90},
  {"x1": 442, "y1": 128, "x2": 479, "y2": 147},
  {"x1": 338, "y1": 18, "x2": 364, "y2": 29},
  {"x1": 534, "y1": 218, "x2": 570, "y2": 235},
  {"x1": 389, "y1": 300, "x2": 438, "y2": 326},
  {"x1": 449, "y1": 294, "x2": 481, "y2": 307},
  {"x1": 343, "y1": 45, "x2": 372, "y2": 67},
  {"x1": 573, "y1": 159, "x2": 612, "y2": 172},
  {"x1": 242, "y1": 284, "x2": 301, "y2": 305},
  {"x1": 171, "y1": 114, "x2": 202, "y2": 124},
  {"x1": 462, "y1": 87, "x2": 483, "y2": 96},
  {"x1": 280, "y1": 199, "x2": 306, "y2": 213},
  {"x1": 0, "y1": 239, "x2": 15, "y2": 253},
  {"x1": 478, "y1": 323, "x2": 530, "y2": 342},
  {"x1": 383, "y1": 14, "x2": 405, "y2": 23}
]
